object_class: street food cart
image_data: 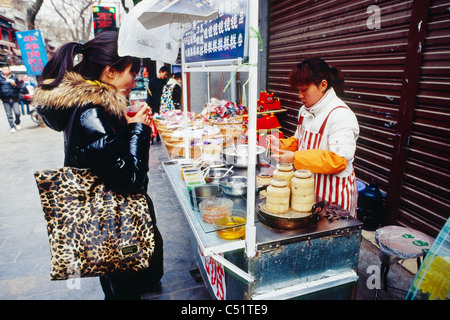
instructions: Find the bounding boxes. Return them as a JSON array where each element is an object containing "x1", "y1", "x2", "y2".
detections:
[
  {"x1": 120, "y1": 0, "x2": 363, "y2": 300},
  {"x1": 162, "y1": 160, "x2": 362, "y2": 299},
  {"x1": 158, "y1": 0, "x2": 362, "y2": 300}
]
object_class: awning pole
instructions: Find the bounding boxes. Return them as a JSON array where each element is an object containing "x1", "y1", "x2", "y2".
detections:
[
  {"x1": 245, "y1": 0, "x2": 259, "y2": 259},
  {"x1": 181, "y1": 41, "x2": 190, "y2": 159}
]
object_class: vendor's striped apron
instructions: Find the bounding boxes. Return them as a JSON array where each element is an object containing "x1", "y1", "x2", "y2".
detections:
[{"x1": 297, "y1": 106, "x2": 358, "y2": 216}]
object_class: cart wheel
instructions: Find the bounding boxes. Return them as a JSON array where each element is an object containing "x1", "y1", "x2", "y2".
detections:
[{"x1": 30, "y1": 109, "x2": 39, "y2": 123}]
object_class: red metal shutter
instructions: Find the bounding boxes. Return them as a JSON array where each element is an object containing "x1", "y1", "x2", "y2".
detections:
[{"x1": 267, "y1": 0, "x2": 449, "y2": 237}]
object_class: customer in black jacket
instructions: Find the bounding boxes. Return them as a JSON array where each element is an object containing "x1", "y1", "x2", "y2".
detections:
[
  {"x1": 33, "y1": 31, "x2": 163, "y2": 300},
  {"x1": 146, "y1": 66, "x2": 169, "y2": 143},
  {"x1": 0, "y1": 65, "x2": 22, "y2": 133}
]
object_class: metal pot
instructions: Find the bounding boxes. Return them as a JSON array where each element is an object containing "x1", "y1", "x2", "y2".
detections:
[
  {"x1": 219, "y1": 176, "x2": 247, "y2": 196},
  {"x1": 205, "y1": 167, "x2": 234, "y2": 184},
  {"x1": 223, "y1": 145, "x2": 266, "y2": 168},
  {"x1": 189, "y1": 185, "x2": 222, "y2": 211},
  {"x1": 256, "y1": 200, "x2": 324, "y2": 230}
]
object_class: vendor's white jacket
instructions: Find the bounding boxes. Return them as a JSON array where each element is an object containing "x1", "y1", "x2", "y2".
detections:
[
  {"x1": 290, "y1": 88, "x2": 359, "y2": 177},
  {"x1": 280, "y1": 88, "x2": 359, "y2": 215}
]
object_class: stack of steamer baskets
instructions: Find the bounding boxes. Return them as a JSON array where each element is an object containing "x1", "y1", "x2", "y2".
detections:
[
  {"x1": 163, "y1": 126, "x2": 231, "y2": 160},
  {"x1": 257, "y1": 164, "x2": 323, "y2": 230},
  {"x1": 158, "y1": 118, "x2": 243, "y2": 161}
]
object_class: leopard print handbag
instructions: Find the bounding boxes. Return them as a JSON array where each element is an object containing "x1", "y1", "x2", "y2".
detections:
[{"x1": 34, "y1": 167, "x2": 156, "y2": 280}]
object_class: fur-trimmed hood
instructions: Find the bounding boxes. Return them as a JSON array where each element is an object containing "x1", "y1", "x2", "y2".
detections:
[{"x1": 34, "y1": 72, "x2": 127, "y2": 131}]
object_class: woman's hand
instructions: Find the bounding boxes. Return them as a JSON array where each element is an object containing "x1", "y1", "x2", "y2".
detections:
[
  {"x1": 271, "y1": 149, "x2": 295, "y2": 164},
  {"x1": 266, "y1": 134, "x2": 294, "y2": 163},
  {"x1": 267, "y1": 134, "x2": 281, "y2": 149},
  {"x1": 123, "y1": 103, "x2": 153, "y2": 126}
]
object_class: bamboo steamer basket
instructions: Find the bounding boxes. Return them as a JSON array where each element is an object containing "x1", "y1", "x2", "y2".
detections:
[
  {"x1": 161, "y1": 131, "x2": 185, "y2": 142},
  {"x1": 165, "y1": 141, "x2": 202, "y2": 160},
  {"x1": 157, "y1": 126, "x2": 173, "y2": 134},
  {"x1": 153, "y1": 120, "x2": 167, "y2": 130},
  {"x1": 220, "y1": 124, "x2": 242, "y2": 138},
  {"x1": 208, "y1": 115, "x2": 244, "y2": 127},
  {"x1": 165, "y1": 135, "x2": 230, "y2": 160}
]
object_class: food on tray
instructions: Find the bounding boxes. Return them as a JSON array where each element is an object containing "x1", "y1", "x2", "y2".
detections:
[
  {"x1": 201, "y1": 98, "x2": 246, "y2": 121},
  {"x1": 265, "y1": 178, "x2": 290, "y2": 214},
  {"x1": 291, "y1": 169, "x2": 315, "y2": 212},
  {"x1": 199, "y1": 198, "x2": 233, "y2": 223}
]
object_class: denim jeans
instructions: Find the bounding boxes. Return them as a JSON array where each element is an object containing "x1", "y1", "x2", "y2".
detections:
[
  {"x1": 20, "y1": 100, "x2": 30, "y2": 115},
  {"x1": 3, "y1": 99, "x2": 21, "y2": 128}
]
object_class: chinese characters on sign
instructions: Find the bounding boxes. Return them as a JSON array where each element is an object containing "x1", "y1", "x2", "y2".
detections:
[
  {"x1": 184, "y1": 0, "x2": 248, "y2": 63},
  {"x1": 16, "y1": 30, "x2": 48, "y2": 76},
  {"x1": 198, "y1": 245, "x2": 226, "y2": 300},
  {"x1": 93, "y1": 6, "x2": 117, "y2": 35}
]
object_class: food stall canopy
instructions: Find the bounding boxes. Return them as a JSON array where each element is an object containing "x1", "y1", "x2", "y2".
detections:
[
  {"x1": 137, "y1": 0, "x2": 218, "y2": 30},
  {"x1": 118, "y1": 0, "x2": 218, "y2": 64}
]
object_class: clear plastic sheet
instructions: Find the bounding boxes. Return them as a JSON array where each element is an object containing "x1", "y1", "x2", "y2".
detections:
[{"x1": 406, "y1": 218, "x2": 450, "y2": 300}]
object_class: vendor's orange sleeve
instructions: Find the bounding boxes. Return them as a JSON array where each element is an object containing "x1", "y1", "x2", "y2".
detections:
[
  {"x1": 293, "y1": 149, "x2": 348, "y2": 174},
  {"x1": 279, "y1": 137, "x2": 298, "y2": 152}
]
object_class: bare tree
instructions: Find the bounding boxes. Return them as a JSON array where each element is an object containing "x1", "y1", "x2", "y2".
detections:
[
  {"x1": 46, "y1": 0, "x2": 101, "y2": 42},
  {"x1": 121, "y1": 0, "x2": 142, "y2": 13},
  {"x1": 26, "y1": 0, "x2": 44, "y2": 30}
]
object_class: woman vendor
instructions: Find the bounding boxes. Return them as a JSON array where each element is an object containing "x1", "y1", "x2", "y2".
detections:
[{"x1": 269, "y1": 57, "x2": 360, "y2": 216}]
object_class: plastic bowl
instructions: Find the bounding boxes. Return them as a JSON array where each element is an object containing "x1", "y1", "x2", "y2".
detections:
[
  {"x1": 199, "y1": 198, "x2": 234, "y2": 224},
  {"x1": 219, "y1": 176, "x2": 247, "y2": 196},
  {"x1": 214, "y1": 209, "x2": 247, "y2": 240}
]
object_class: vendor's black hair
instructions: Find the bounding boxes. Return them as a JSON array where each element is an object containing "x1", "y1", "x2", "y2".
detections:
[
  {"x1": 38, "y1": 31, "x2": 141, "y2": 89},
  {"x1": 159, "y1": 66, "x2": 170, "y2": 73},
  {"x1": 289, "y1": 57, "x2": 345, "y2": 97}
]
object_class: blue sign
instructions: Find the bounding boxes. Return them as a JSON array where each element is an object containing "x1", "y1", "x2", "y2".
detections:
[
  {"x1": 183, "y1": 0, "x2": 248, "y2": 63},
  {"x1": 16, "y1": 30, "x2": 48, "y2": 76}
]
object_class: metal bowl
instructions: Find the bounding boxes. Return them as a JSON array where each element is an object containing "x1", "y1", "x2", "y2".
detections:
[
  {"x1": 189, "y1": 185, "x2": 222, "y2": 211},
  {"x1": 219, "y1": 176, "x2": 247, "y2": 196},
  {"x1": 205, "y1": 167, "x2": 234, "y2": 184},
  {"x1": 223, "y1": 145, "x2": 266, "y2": 168}
]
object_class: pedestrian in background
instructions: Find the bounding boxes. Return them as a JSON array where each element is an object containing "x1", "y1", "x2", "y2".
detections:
[
  {"x1": 160, "y1": 72, "x2": 182, "y2": 112},
  {"x1": 0, "y1": 65, "x2": 22, "y2": 133},
  {"x1": 19, "y1": 76, "x2": 35, "y2": 115},
  {"x1": 147, "y1": 65, "x2": 169, "y2": 143},
  {"x1": 33, "y1": 31, "x2": 163, "y2": 300}
]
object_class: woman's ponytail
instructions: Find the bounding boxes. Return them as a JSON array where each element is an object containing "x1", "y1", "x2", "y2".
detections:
[
  {"x1": 329, "y1": 66, "x2": 345, "y2": 97},
  {"x1": 289, "y1": 57, "x2": 346, "y2": 97},
  {"x1": 38, "y1": 31, "x2": 140, "y2": 90},
  {"x1": 38, "y1": 42, "x2": 79, "y2": 88}
]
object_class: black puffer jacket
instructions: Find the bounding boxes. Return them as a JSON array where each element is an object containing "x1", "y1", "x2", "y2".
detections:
[
  {"x1": 0, "y1": 73, "x2": 20, "y2": 101},
  {"x1": 33, "y1": 72, "x2": 151, "y2": 192},
  {"x1": 33, "y1": 72, "x2": 164, "y2": 294}
]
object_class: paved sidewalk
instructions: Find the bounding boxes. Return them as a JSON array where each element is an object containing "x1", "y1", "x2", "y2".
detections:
[{"x1": 0, "y1": 106, "x2": 415, "y2": 300}]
